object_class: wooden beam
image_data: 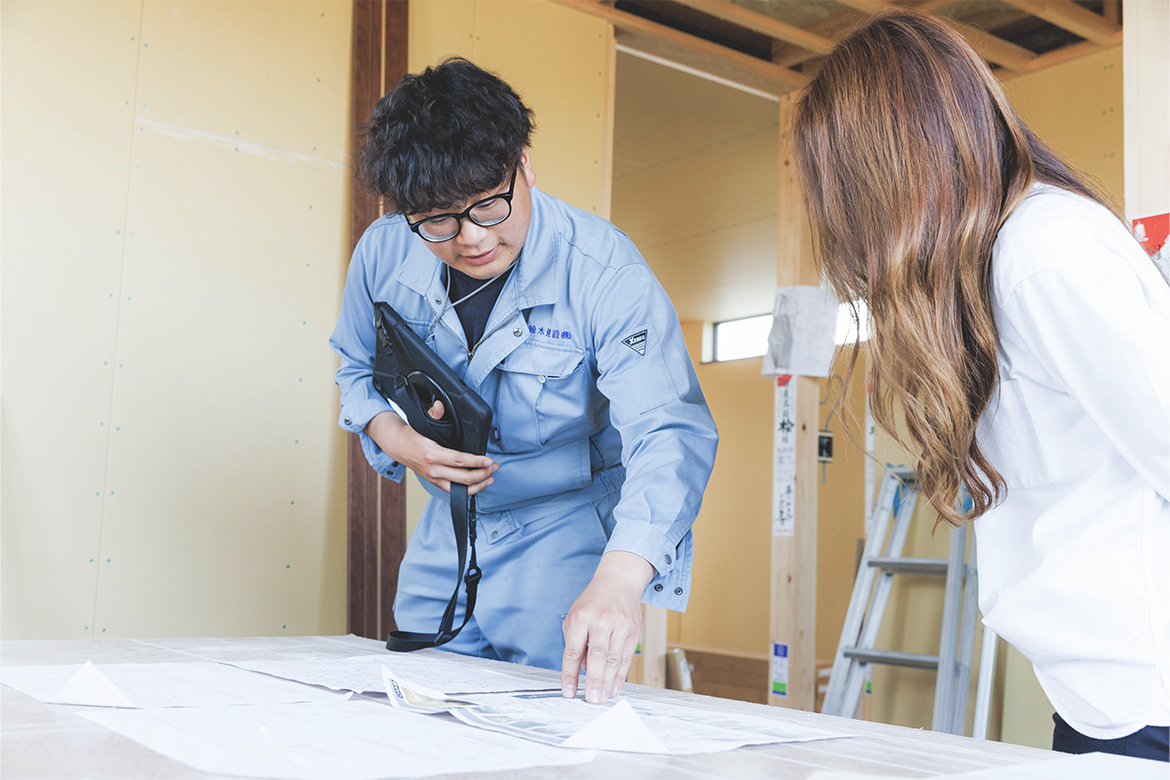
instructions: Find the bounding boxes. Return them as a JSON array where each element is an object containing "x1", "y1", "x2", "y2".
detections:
[
  {"x1": 348, "y1": 0, "x2": 409, "y2": 642},
  {"x1": 672, "y1": 0, "x2": 836, "y2": 55},
  {"x1": 1000, "y1": 39, "x2": 1104, "y2": 79},
  {"x1": 834, "y1": 0, "x2": 886, "y2": 13},
  {"x1": 772, "y1": 9, "x2": 868, "y2": 68},
  {"x1": 770, "y1": 93, "x2": 819, "y2": 711},
  {"x1": 552, "y1": 0, "x2": 809, "y2": 95},
  {"x1": 1000, "y1": 0, "x2": 1122, "y2": 47},
  {"x1": 940, "y1": 16, "x2": 1036, "y2": 73}
]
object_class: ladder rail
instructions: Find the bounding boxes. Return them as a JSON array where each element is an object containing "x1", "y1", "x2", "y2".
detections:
[
  {"x1": 948, "y1": 543, "x2": 981, "y2": 734},
  {"x1": 821, "y1": 469, "x2": 905, "y2": 716},
  {"x1": 837, "y1": 481, "x2": 922, "y2": 718},
  {"x1": 823, "y1": 467, "x2": 996, "y2": 738},
  {"x1": 823, "y1": 468, "x2": 918, "y2": 717}
]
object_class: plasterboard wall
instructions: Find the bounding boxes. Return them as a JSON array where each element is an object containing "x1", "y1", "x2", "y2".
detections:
[{"x1": 1, "y1": 1, "x2": 353, "y2": 639}]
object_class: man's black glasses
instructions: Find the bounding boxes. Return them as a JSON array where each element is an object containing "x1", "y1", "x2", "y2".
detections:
[{"x1": 406, "y1": 168, "x2": 518, "y2": 243}]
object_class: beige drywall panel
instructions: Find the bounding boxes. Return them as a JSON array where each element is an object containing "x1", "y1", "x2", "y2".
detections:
[
  {"x1": 676, "y1": 324, "x2": 773, "y2": 654},
  {"x1": 2, "y1": 0, "x2": 352, "y2": 640},
  {"x1": 1005, "y1": 47, "x2": 1125, "y2": 208},
  {"x1": 408, "y1": 0, "x2": 610, "y2": 216},
  {"x1": 615, "y1": 126, "x2": 779, "y2": 322},
  {"x1": 1, "y1": 0, "x2": 142, "y2": 639}
]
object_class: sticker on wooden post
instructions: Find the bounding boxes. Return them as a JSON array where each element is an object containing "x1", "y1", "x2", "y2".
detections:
[
  {"x1": 773, "y1": 376, "x2": 796, "y2": 537},
  {"x1": 771, "y1": 642, "x2": 789, "y2": 697}
]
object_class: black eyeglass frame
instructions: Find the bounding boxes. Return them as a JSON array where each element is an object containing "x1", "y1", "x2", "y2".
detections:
[{"x1": 405, "y1": 168, "x2": 518, "y2": 243}]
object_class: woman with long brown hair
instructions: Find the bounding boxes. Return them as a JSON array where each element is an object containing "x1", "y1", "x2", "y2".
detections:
[{"x1": 793, "y1": 10, "x2": 1168, "y2": 761}]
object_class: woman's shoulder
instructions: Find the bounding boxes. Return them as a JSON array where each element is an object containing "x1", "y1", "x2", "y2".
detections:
[{"x1": 991, "y1": 183, "x2": 1139, "y2": 296}]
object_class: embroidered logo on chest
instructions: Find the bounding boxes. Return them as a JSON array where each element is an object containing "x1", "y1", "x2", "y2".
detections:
[
  {"x1": 622, "y1": 330, "x2": 647, "y2": 356},
  {"x1": 528, "y1": 324, "x2": 573, "y2": 341}
]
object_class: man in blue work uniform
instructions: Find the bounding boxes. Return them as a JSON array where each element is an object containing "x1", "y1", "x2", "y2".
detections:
[{"x1": 330, "y1": 58, "x2": 717, "y2": 704}]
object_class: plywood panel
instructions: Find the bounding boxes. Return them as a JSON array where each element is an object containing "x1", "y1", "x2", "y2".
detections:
[
  {"x1": 613, "y1": 126, "x2": 778, "y2": 253},
  {"x1": 1005, "y1": 47, "x2": 1124, "y2": 207},
  {"x1": 474, "y1": 1, "x2": 611, "y2": 215},
  {"x1": 96, "y1": 129, "x2": 348, "y2": 637},
  {"x1": 408, "y1": 0, "x2": 476, "y2": 72},
  {"x1": 2, "y1": 0, "x2": 352, "y2": 640},
  {"x1": 135, "y1": 1, "x2": 351, "y2": 161},
  {"x1": 1, "y1": 1, "x2": 143, "y2": 639},
  {"x1": 678, "y1": 324, "x2": 772, "y2": 655}
]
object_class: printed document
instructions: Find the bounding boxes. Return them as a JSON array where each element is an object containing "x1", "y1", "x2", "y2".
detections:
[
  {"x1": 81, "y1": 698, "x2": 596, "y2": 780},
  {"x1": 0, "y1": 661, "x2": 341, "y2": 708}
]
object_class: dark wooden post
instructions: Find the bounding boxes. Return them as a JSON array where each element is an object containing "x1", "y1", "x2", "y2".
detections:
[{"x1": 347, "y1": 0, "x2": 409, "y2": 641}]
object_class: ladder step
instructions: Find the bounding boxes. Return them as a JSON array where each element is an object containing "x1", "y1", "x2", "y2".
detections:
[
  {"x1": 867, "y1": 557, "x2": 949, "y2": 575},
  {"x1": 843, "y1": 648, "x2": 940, "y2": 670}
]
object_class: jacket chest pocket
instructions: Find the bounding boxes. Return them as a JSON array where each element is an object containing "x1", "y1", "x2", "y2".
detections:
[{"x1": 495, "y1": 343, "x2": 591, "y2": 450}]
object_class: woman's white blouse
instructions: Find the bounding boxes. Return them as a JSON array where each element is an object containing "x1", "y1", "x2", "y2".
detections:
[{"x1": 976, "y1": 184, "x2": 1170, "y2": 739}]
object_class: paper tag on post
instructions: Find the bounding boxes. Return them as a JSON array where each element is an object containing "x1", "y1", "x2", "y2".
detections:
[
  {"x1": 762, "y1": 286, "x2": 839, "y2": 378},
  {"x1": 773, "y1": 379, "x2": 796, "y2": 537}
]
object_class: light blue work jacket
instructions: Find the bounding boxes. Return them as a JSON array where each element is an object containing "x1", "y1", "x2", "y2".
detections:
[{"x1": 329, "y1": 187, "x2": 718, "y2": 609}]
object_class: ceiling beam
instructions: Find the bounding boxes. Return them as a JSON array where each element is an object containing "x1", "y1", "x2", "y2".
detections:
[
  {"x1": 1000, "y1": 0, "x2": 1122, "y2": 47},
  {"x1": 552, "y1": 0, "x2": 810, "y2": 95},
  {"x1": 671, "y1": 0, "x2": 836, "y2": 55},
  {"x1": 998, "y1": 39, "x2": 1104, "y2": 79}
]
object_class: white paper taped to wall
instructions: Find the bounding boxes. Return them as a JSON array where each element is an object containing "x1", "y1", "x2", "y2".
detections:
[{"x1": 762, "y1": 286, "x2": 839, "y2": 377}]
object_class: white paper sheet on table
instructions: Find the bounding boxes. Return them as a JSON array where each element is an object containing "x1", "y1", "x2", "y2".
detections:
[
  {"x1": 80, "y1": 698, "x2": 595, "y2": 780},
  {"x1": 942, "y1": 751, "x2": 1168, "y2": 779},
  {"x1": 230, "y1": 652, "x2": 557, "y2": 695},
  {"x1": 383, "y1": 669, "x2": 848, "y2": 755},
  {"x1": 0, "y1": 661, "x2": 341, "y2": 708}
]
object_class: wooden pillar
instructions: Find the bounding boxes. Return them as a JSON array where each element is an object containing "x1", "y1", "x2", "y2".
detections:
[
  {"x1": 768, "y1": 92, "x2": 819, "y2": 710},
  {"x1": 1123, "y1": 0, "x2": 1169, "y2": 221},
  {"x1": 347, "y1": 0, "x2": 409, "y2": 641}
]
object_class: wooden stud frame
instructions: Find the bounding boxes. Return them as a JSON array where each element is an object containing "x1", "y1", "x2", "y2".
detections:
[
  {"x1": 554, "y1": 0, "x2": 1124, "y2": 96},
  {"x1": 347, "y1": 0, "x2": 409, "y2": 642}
]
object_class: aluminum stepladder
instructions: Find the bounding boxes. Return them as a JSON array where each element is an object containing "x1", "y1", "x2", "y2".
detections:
[{"x1": 821, "y1": 466, "x2": 985, "y2": 736}]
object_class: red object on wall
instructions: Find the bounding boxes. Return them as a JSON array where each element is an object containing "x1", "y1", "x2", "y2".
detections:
[{"x1": 1133, "y1": 212, "x2": 1169, "y2": 257}]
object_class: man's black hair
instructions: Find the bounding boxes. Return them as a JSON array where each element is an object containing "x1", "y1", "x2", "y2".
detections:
[{"x1": 357, "y1": 57, "x2": 535, "y2": 216}]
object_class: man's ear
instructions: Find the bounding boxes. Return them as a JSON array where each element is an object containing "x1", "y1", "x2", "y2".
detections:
[{"x1": 520, "y1": 147, "x2": 536, "y2": 188}]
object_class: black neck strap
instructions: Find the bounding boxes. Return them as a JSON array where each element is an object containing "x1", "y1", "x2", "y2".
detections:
[{"x1": 385, "y1": 484, "x2": 480, "y2": 652}]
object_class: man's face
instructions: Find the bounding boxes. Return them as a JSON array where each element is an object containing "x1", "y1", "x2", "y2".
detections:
[{"x1": 410, "y1": 150, "x2": 536, "y2": 280}]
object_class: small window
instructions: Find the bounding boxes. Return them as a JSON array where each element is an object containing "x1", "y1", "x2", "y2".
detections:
[
  {"x1": 711, "y1": 314, "x2": 772, "y2": 362},
  {"x1": 708, "y1": 301, "x2": 869, "y2": 363}
]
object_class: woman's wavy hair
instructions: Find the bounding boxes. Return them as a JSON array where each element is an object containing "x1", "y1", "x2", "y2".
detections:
[
  {"x1": 792, "y1": 10, "x2": 1115, "y2": 525},
  {"x1": 358, "y1": 57, "x2": 535, "y2": 215}
]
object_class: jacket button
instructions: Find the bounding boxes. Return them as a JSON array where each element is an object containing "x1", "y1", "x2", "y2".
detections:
[
  {"x1": 491, "y1": 530, "x2": 498, "y2": 539},
  {"x1": 653, "y1": 584, "x2": 663, "y2": 592},
  {"x1": 514, "y1": 328, "x2": 523, "y2": 337},
  {"x1": 664, "y1": 554, "x2": 672, "y2": 565},
  {"x1": 674, "y1": 587, "x2": 683, "y2": 595},
  {"x1": 344, "y1": 417, "x2": 352, "y2": 425},
  {"x1": 538, "y1": 375, "x2": 546, "y2": 383}
]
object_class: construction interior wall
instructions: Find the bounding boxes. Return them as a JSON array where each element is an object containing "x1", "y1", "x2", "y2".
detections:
[
  {"x1": 1, "y1": 0, "x2": 612, "y2": 642},
  {"x1": 2, "y1": 0, "x2": 354, "y2": 640}
]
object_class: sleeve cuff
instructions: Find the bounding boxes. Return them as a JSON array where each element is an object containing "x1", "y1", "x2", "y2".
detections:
[
  {"x1": 606, "y1": 524, "x2": 693, "y2": 611},
  {"x1": 339, "y1": 399, "x2": 405, "y2": 482}
]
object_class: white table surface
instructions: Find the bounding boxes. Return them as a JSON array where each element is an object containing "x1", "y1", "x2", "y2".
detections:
[{"x1": 1, "y1": 634, "x2": 1055, "y2": 779}]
